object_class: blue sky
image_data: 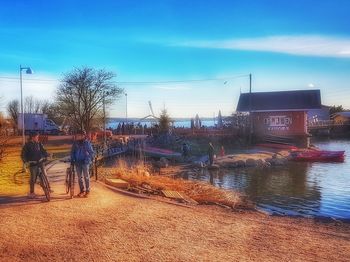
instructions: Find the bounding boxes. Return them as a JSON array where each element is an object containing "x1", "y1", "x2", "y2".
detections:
[{"x1": 0, "y1": 0, "x2": 349, "y2": 117}]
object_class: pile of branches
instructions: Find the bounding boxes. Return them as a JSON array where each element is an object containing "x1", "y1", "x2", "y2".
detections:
[{"x1": 101, "y1": 160, "x2": 254, "y2": 210}]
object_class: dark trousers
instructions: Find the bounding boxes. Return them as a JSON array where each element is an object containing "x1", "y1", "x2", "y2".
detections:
[
  {"x1": 29, "y1": 164, "x2": 48, "y2": 193},
  {"x1": 29, "y1": 166, "x2": 39, "y2": 193},
  {"x1": 209, "y1": 154, "x2": 214, "y2": 166}
]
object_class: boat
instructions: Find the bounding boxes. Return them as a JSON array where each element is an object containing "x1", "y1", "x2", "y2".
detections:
[
  {"x1": 137, "y1": 146, "x2": 182, "y2": 160},
  {"x1": 291, "y1": 150, "x2": 345, "y2": 162}
]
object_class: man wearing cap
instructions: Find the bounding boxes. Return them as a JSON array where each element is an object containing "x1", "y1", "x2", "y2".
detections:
[
  {"x1": 70, "y1": 131, "x2": 95, "y2": 197},
  {"x1": 21, "y1": 132, "x2": 50, "y2": 198}
]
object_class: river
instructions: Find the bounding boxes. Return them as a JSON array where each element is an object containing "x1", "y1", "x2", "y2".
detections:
[{"x1": 182, "y1": 139, "x2": 350, "y2": 220}]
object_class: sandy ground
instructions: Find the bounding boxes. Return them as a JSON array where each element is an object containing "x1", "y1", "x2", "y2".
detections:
[{"x1": 0, "y1": 162, "x2": 349, "y2": 262}]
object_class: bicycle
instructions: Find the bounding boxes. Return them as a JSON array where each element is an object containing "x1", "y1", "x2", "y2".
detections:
[
  {"x1": 65, "y1": 163, "x2": 75, "y2": 199},
  {"x1": 27, "y1": 158, "x2": 51, "y2": 202}
]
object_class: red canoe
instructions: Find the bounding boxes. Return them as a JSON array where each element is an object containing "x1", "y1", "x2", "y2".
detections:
[{"x1": 291, "y1": 150, "x2": 345, "y2": 162}]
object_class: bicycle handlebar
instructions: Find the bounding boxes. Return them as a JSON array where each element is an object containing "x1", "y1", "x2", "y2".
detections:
[{"x1": 26, "y1": 158, "x2": 47, "y2": 165}]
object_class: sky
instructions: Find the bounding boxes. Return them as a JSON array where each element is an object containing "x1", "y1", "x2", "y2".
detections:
[{"x1": 0, "y1": 0, "x2": 349, "y2": 118}]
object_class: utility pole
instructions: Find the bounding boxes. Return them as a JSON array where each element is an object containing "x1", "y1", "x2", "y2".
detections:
[
  {"x1": 249, "y1": 73, "x2": 253, "y2": 145},
  {"x1": 103, "y1": 91, "x2": 106, "y2": 148}
]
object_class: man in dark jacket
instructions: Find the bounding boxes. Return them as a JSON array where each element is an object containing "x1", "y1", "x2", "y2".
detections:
[
  {"x1": 208, "y1": 142, "x2": 215, "y2": 166},
  {"x1": 182, "y1": 143, "x2": 190, "y2": 161},
  {"x1": 71, "y1": 131, "x2": 95, "y2": 197},
  {"x1": 21, "y1": 131, "x2": 49, "y2": 198}
]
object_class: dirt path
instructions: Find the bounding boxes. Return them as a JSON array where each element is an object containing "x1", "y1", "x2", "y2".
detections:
[{"x1": 0, "y1": 161, "x2": 349, "y2": 261}]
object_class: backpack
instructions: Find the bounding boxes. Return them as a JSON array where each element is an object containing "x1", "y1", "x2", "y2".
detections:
[{"x1": 73, "y1": 141, "x2": 90, "y2": 162}]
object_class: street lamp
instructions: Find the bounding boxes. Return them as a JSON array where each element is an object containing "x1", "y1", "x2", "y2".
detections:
[
  {"x1": 103, "y1": 90, "x2": 110, "y2": 148},
  {"x1": 20, "y1": 65, "x2": 33, "y2": 147}
]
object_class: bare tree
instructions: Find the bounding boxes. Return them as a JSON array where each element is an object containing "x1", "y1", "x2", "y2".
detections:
[
  {"x1": 41, "y1": 101, "x2": 63, "y2": 125},
  {"x1": 24, "y1": 96, "x2": 44, "y2": 114},
  {"x1": 56, "y1": 67, "x2": 123, "y2": 132},
  {"x1": 0, "y1": 110, "x2": 9, "y2": 162},
  {"x1": 24, "y1": 96, "x2": 34, "y2": 113},
  {"x1": 7, "y1": 98, "x2": 63, "y2": 133},
  {"x1": 7, "y1": 99, "x2": 19, "y2": 133}
]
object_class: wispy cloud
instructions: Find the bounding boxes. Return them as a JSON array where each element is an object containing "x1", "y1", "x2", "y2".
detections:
[{"x1": 173, "y1": 35, "x2": 350, "y2": 58}]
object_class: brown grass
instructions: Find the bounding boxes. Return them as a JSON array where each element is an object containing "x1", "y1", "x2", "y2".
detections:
[
  {"x1": 100, "y1": 160, "x2": 252, "y2": 209},
  {"x1": 0, "y1": 146, "x2": 27, "y2": 195},
  {"x1": 0, "y1": 143, "x2": 70, "y2": 196}
]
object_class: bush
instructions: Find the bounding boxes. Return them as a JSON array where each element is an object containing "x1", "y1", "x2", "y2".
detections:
[{"x1": 158, "y1": 109, "x2": 172, "y2": 133}]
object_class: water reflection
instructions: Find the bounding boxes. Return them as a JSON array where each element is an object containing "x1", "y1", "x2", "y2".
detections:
[{"x1": 183, "y1": 140, "x2": 350, "y2": 219}]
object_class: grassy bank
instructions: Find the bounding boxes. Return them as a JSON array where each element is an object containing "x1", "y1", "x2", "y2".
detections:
[
  {"x1": 0, "y1": 143, "x2": 70, "y2": 196},
  {"x1": 0, "y1": 146, "x2": 27, "y2": 195}
]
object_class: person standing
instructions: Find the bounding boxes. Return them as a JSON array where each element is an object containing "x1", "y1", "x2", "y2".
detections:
[
  {"x1": 220, "y1": 146, "x2": 225, "y2": 157},
  {"x1": 208, "y1": 142, "x2": 215, "y2": 166},
  {"x1": 70, "y1": 131, "x2": 95, "y2": 197},
  {"x1": 182, "y1": 142, "x2": 190, "y2": 161},
  {"x1": 21, "y1": 131, "x2": 50, "y2": 198}
]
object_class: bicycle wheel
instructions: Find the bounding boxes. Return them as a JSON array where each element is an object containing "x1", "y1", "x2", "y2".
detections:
[
  {"x1": 40, "y1": 172, "x2": 51, "y2": 202},
  {"x1": 69, "y1": 166, "x2": 75, "y2": 198}
]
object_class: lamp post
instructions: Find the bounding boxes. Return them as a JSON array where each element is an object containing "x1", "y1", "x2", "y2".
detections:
[
  {"x1": 103, "y1": 91, "x2": 110, "y2": 148},
  {"x1": 19, "y1": 65, "x2": 33, "y2": 147}
]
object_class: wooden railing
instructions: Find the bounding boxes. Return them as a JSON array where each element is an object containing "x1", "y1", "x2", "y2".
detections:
[
  {"x1": 308, "y1": 120, "x2": 350, "y2": 129},
  {"x1": 173, "y1": 128, "x2": 238, "y2": 137}
]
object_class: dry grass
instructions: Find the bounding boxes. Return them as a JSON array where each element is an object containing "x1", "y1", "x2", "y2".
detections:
[
  {"x1": 0, "y1": 143, "x2": 70, "y2": 196},
  {"x1": 100, "y1": 160, "x2": 252, "y2": 209},
  {"x1": 0, "y1": 146, "x2": 27, "y2": 195}
]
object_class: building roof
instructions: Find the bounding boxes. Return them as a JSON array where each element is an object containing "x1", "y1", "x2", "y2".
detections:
[
  {"x1": 332, "y1": 112, "x2": 350, "y2": 118},
  {"x1": 236, "y1": 90, "x2": 321, "y2": 112}
]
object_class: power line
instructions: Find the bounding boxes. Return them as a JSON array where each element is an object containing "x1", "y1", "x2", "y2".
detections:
[
  {"x1": 115, "y1": 74, "x2": 250, "y2": 85},
  {"x1": 0, "y1": 74, "x2": 250, "y2": 85},
  {"x1": 0, "y1": 76, "x2": 58, "y2": 82}
]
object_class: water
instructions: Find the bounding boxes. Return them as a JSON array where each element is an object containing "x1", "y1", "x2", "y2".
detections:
[
  {"x1": 183, "y1": 140, "x2": 350, "y2": 220},
  {"x1": 107, "y1": 119, "x2": 214, "y2": 129}
]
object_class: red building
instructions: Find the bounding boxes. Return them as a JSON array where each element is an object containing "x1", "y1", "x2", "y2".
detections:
[{"x1": 236, "y1": 90, "x2": 322, "y2": 147}]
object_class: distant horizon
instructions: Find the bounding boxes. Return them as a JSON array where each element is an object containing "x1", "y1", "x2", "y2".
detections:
[{"x1": 107, "y1": 116, "x2": 220, "y2": 121}]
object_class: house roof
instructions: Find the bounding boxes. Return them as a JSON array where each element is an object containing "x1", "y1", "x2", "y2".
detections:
[
  {"x1": 236, "y1": 90, "x2": 321, "y2": 112},
  {"x1": 332, "y1": 112, "x2": 350, "y2": 118}
]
